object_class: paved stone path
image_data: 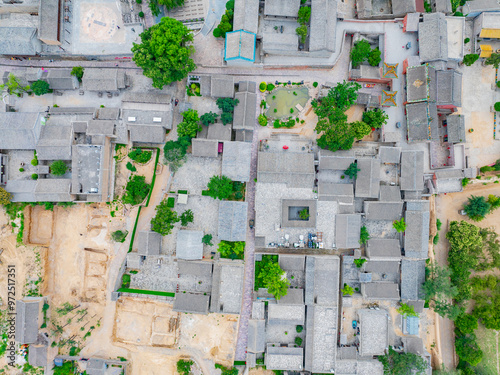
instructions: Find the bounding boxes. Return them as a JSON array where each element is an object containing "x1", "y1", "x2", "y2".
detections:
[{"x1": 234, "y1": 116, "x2": 259, "y2": 361}]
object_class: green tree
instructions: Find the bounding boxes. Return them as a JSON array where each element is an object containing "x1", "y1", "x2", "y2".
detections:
[
  {"x1": 216, "y1": 97, "x2": 239, "y2": 113},
  {"x1": 207, "y1": 175, "x2": 234, "y2": 200},
  {"x1": 296, "y1": 25, "x2": 308, "y2": 44},
  {"x1": 123, "y1": 175, "x2": 150, "y2": 205},
  {"x1": 180, "y1": 209, "x2": 194, "y2": 226},
  {"x1": 111, "y1": 230, "x2": 129, "y2": 243},
  {"x1": 53, "y1": 361, "x2": 78, "y2": 375},
  {"x1": 316, "y1": 119, "x2": 355, "y2": 152},
  {"x1": 487, "y1": 194, "x2": 500, "y2": 211},
  {"x1": 0, "y1": 73, "x2": 29, "y2": 95},
  {"x1": 217, "y1": 240, "x2": 245, "y2": 259},
  {"x1": 393, "y1": 218, "x2": 406, "y2": 232},
  {"x1": 31, "y1": 80, "x2": 50, "y2": 96},
  {"x1": 397, "y1": 302, "x2": 418, "y2": 317},
  {"x1": 126, "y1": 161, "x2": 137, "y2": 172},
  {"x1": 455, "y1": 333, "x2": 483, "y2": 367},
  {"x1": 378, "y1": 346, "x2": 427, "y2": 375},
  {"x1": 159, "y1": 0, "x2": 185, "y2": 10},
  {"x1": 176, "y1": 359, "x2": 193, "y2": 375},
  {"x1": 297, "y1": 6, "x2": 311, "y2": 24},
  {"x1": 344, "y1": 162, "x2": 360, "y2": 179},
  {"x1": 256, "y1": 261, "x2": 290, "y2": 299},
  {"x1": 200, "y1": 111, "x2": 218, "y2": 126},
  {"x1": 50, "y1": 160, "x2": 67, "y2": 176},
  {"x1": 151, "y1": 199, "x2": 179, "y2": 235},
  {"x1": 202, "y1": 234, "x2": 213, "y2": 246},
  {"x1": 353, "y1": 258, "x2": 366, "y2": 268},
  {"x1": 132, "y1": 17, "x2": 196, "y2": 89},
  {"x1": 177, "y1": 109, "x2": 201, "y2": 138},
  {"x1": 220, "y1": 112, "x2": 233, "y2": 125},
  {"x1": 350, "y1": 39, "x2": 371, "y2": 68},
  {"x1": 422, "y1": 262, "x2": 457, "y2": 301},
  {"x1": 368, "y1": 47, "x2": 381, "y2": 66},
  {"x1": 341, "y1": 283, "x2": 355, "y2": 296},
  {"x1": 312, "y1": 80, "x2": 361, "y2": 115},
  {"x1": 351, "y1": 120, "x2": 371, "y2": 139},
  {"x1": 299, "y1": 208, "x2": 309, "y2": 220},
  {"x1": 362, "y1": 109, "x2": 388, "y2": 129},
  {"x1": 258, "y1": 114, "x2": 268, "y2": 126},
  {"x1": 485, "y1": 52, "x2": 500, "y2": 69},
  {"x1": 464, "y1": 195, "x2": 491, "y2": 221},
  {"x1": 0, "y1": 187, "x2": 12, "y2": 205},
  {"x1": 455, "y1": 313, "x2": 478, "y2": 334},
  {"x1": 164, "y1": 136, "x2": 190, "y2": 172},
  {"x1": 434, "y1": 300, "x2": 463, "y2": 320},
  {"x1": 462, "y1": 53, "x2": 479, "y2": 66},
  {"x1": 70, "y1": 66, "x2": 84, "y2": 82},
  {"x1": 295, "y1": 336, "x2": 303, "y2": 346},
  {"x1": 128, "y1": 148, "x2": 152, "y2": 163},
  {"x1": 359, "y1": 226, "x2": 369, "y2": 244}
]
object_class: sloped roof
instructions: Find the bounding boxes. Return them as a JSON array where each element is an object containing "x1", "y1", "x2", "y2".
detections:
[
  {"x1": 176, "y1": 230, "x2": 204, "y2": 260},
  {"x1": 46, "y1": 69, "x2": 79, "y2": 90},
  {"x1": 436, "y1": 69, "x2": 462, "y2": 107},
  {"x1": 364, "y1": 201, "x2": 403, "y2": 221},
  {"x1": 309, "y1": 0, "x2": 337, "y2": 53},
  {"x1": 304, "y1": 255, "x2": 340, "y2": 306},
  {"x1": 264, "y1": 0, "x2": 300, "y2": 16},
  {"x1": 128, "y1": 124, "x2": 167, "y2": 144},
  {"x1": 36, "y1": 125, "x2": 73, "y2": 161},
  {"x1": 218, "y1": 201, "x2": 249, "y2": 241},
  {"x1": 173, "y1": 292, "x2": 210, "y2": 314},
  {"x1": 355, "y1": 158, "x2": 380, "y2": 198},
  {"x1": 257, "y1": 152, "x2": 315, "y2": 188},
  {"x1": 446, "y1": 114, "x2": 465, "y2": 143},
  {"x1": 28, "y1": 342, "x2": 48, "y2": 367},
  {"x1": 0, "y1": 112, "x2": 41, "y2": 150},
  {"x1": 401, "y1": 150, "x2": 424, "y2": 191},
  {"x1": 15, "y1": 299, "x2": 40, "y2": 344},
  {"x1": 268, "y1": 304, "x2": 305, "y2": 325},
  {"x1": 401, "y1": 259, "x2": 426, "y2": 300},
  {"x1": 366, "y1": 239, "x2": 401, "y2": 259},
  {"x1": 358, "y1": 309, "x2": 389, "y2": 356},
  {"x1": 379, "y1": 146, "x2": 401, "y2": 164},
  {"x1": 87, "y1": 120, "x2": 114, "y2": 136},
  {"x1": 318, "y1": 150, "x2": 354, "y2": 170},
  {"x1": 225, "y1": 30, "x2": 256, "y2": 62},
  {"x1": 0, "y1": 27, "x2": 41, "y2": 56},
  {"x1": 361, "y1": 282, "x2": 400, "y2": 300},
  {"x1": 34, "y1": 179, "x2": 72, "y2": 202},
  {"x1": 233, "y1": 90, "x2": 257, "y2": 130},
  {"x1": 222, "y1": 141, "x2": 252, "y2": 182},
  {"x1": 82, "y1": 68, "x2": 126, "y2": 91},
  {"x1": 247, "y1": 320, "x2": 266, "y2": 353},
  {"x1": 136, "y1": 231, "x2": 162, "y2": 256},
  {"x1": 86, "y1": 358, "x2": 106, "y2": 375},
  {"x1": 404, "y1": 210, "x2": 430, "y2": 259},
  {"x1": 318, "y1": 182, "x2": 354, "y2": 201},
  {"x1": 418, "y1": 12, "x2": 448, "y2": 62},
  {"x1": 266, "y1": 345, "x2": 304, "y2": 371},
  {"x1": 392, "y1": 0, "x2": 417, "y2": 16},
  {"x1": 192, "y1": 139, "x2": 218, "y2": 158},
  {"x1": 406, "y1": 64, "x2": 436, "y2": 103},
  {"x1": 211, "y1": 261, "x2": 244, "y2": 314},
  {"x1": 233, "y1": 0, "x2": 259, "y2": 33},
  {"x1": 5, "y1": 180, "x2": 37, "y2": 202},
  {"x1": 38, "y1": 0, "x2": 60, "y2": 43},
  {"x1": 379, "y1": 185, "x2": 402, "y2": 202},
  {"x1": 211, "y1": 75, "x2": 235, "y2": 98},
  {"x1": 335, "y1": 214, "x2": 361, "y2": 249}
]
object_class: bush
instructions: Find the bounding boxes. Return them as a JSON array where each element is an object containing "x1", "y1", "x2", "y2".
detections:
[
  {"x1": 433, "y1": 233, "x2": 440, "y2": 244},
  {"x1": 234, "y1": 191, "x2": 243, "y2": 200},
  {"x1": 296, "y1": 25, "x2": 307, "y2": 44},
  {"x1": 344, "y1": 162, "x2": 360, "y2": 179},
  {"x1": 463, "y1": 54, "x2": 479, "y2": 66},
  {"x1": 218, "y1": 240, "x2": 245, "y2": 260},
  {"x1": 313, "y1": 81, "x2": 318, "y2": 87},
  {"x1": 495, "y1": 102, "x2": 500, "y2": 112},
  {"x1": 436, "y1": 218, "x2": 442, "y2": 231},
  {"x1": 166, "y1": 197, "x2": 175, "y2": 208},
  {"x1": 177, "y1": 360, "x2": 194, "y2": 375},
  {"x1": 122, "y1": 274, "x2": 131, "y2": 288},
  {"x1": 464, "y1": 195, "x2": 491, "y2": 221},
  {"x1": 202, "y1": 234, "x2": 213, "y2": 246},
  {"x1": 259, "y1": 82, "x2": 267, "y2": 92},
  {"x1": 299, "y1": 208, "x2": 309, "y2": 220},
  {"x1": 111, "y1": 230, "x2": 129, "y2": 243},
  {"x1": 123, "y1": 175, "x2": 150, "y2": 205},
  {"x1": 354, "y1": 258, "x2": 366, "y2": 268},
  {"x1": 213, "y1": 27, "x2": 222, "y2": 38},
  {"x1": 50, "y1": 160, "x2": 67, "y2": 176},
  {"x1": 126, "y1": 162, "x2": 137, "y2": 172},
  {"x1": 455, "y1": 313, "x2": 478, "y2": 334},
  {"x1": 258, "y1": 114, "x2": 268, "y2": 126},
  {"x1": 397, "y1": 302, "x2": 419, "y2": 317},
  {"x1": 128, "y1": 148, "x2": 152, "y2": 163},
  {"x1": 32, "y1": 174, "x2": 38, "y2": 180},
  {"x1": 207, "y1": 175, "x2": 234, "y2": 200},
  {"x1": 462, "y1": 177, "x2": 470, "y2": 187},
  {"x1": 359, "y1": 226, "x2": 370, "y2": 244},
  {"x1": 70, "y1": 66, "x2": 84, "y2": 82},
  {"x1": 200, "y1": 111, "x2": 218, "y2": 126},
  {"x1": 19, "y1": 167, "x2": 24, "y2": 172},
  {"x1": 464, "y1": 37, "x2": 470, "y2": 44},
  {"x1": 341, "y1": 283, "x2": 355, "y2": 296},
  {"x1": 180, "y1": 209, "x2": 194, "y2": 226},
  {"x1": 151, "y1": 199, "x2": 179, "y2": 235},
  {"x1": 393, "y1": 218, "x2": 406, "y2": 232},
  {"x1": 138, "y1": 11, "x2": 144, "y2": 17},
  {"x1": 267, "y1": 83, "x2": 275, "y2": 91},
  {"x1": 295, "y1": 337, "x2": 303, "y2": 346},
  {"x1": 296, "y1": 325, "x2": 303, "y2": 333},
  {"x1": 368, "y1": 47, "x2": 381, "y2": 66}
]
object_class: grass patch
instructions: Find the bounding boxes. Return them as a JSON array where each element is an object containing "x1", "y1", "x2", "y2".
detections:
[
  {"x1": 475, "y1": 324, "x2": 499, "y2": 375},
  {"x1": 178, "y1": 190, "x2": 188, "y2": 194},
  {"x1": 145, "y1": 148, "x2": 160, "y2": 207},
  {"x1": 166, "y1": 197, "x2": 175, "y2": 208},
  {"x1": 117, "y1": 288, "x2": 175, "y2": 297},
  {"x1": 128, "y1": 206, "x2": 142, "y2": 253}
]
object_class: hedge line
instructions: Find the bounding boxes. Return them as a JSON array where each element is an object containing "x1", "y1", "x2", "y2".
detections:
[{"x1": 117, "y1": 288, "x2": 175, "y2": 297}]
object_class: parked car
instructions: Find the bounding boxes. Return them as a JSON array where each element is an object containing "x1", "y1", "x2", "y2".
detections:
[{"x1": 249, "y1": 219, "x2": 255, "y2": 229}]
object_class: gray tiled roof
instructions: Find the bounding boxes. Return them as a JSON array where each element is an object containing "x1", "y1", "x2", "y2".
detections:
[
  {"x1": 318, "y1": 182, "x2": 354, "y2": 201},
  {"x1": 279, "y1": 255, "x2": 306, "y2": 271},
  {"x1": 436, "y1": 69, "x2": 462, "y2": 107},
  {"x1": 463, "y1": 0, "x2": 500, "y2": 13},
  {"x1": 176, "y1": 230, "x2": 204, "y2": 260},
  {"x1": 418, "y1": 13, "x2": 448, "y2": 62},
  {"x1": 379, "y1": 146, "x2": 401, "y2": 164},
  {"x1": 233, "y1": 91, "x2": 257, "y2": 130},
  {"x1": 304, "y1": 305, "x2": 337, "y2": 373},
  {"x1": 355, "y1": 158, "x2": 380, "y2": 198},
  {"x1": 268, "y1": 304, "x2": 305, "y2": 324},
  {"x1": 46, "y1": 69, "x2": 79, "y2": 90},
  {"x1": 127, "y1": 123, "x2": 167, "y2": 144},
  {"x1": 406, "y1": 102, "x2": 439, "y2": 142},
  {"x1": 218, "y1": 201, "x2": 249, "y2": 242},
  {"x1": 379, "y1": 185, "x2": 402, "y2": 202},
  {"x1": 401, "y1": 150, "x2": 424, "y2": 191},
  {"x1": 266, "y1": 345, "x2": 304, "y2": 371},
  {"x1": 34, "y1": 179, "x2": 72, "y2": 202},
  {"x1": 392, "y1": 0, "x2": 417, "y2": 16},
  {"x1": 404, "y1": 210, "x2": 430, "y2": 259},
  {"x1": 264, "y1": 0, "x2": 300, "y2": 16},
  {"x1": 434, "y1": 0, "x2": 452, "y2": 12},
  {"x1": 86, "y1": 358, "x2": 106, "y2": 375},
  {"x1": 87, "y1": 120, "x2": 114, "y2": 136},
  {"x1": 173, "y1": 292, "x2": 210, "y2": 314},
  {"x1": 358, "y1": 309, "x2": 389, "y2": 356},
  {"x1": 192, "y1": 139, "x2": 219, "y2": 158},
  {"x1": 361, "y1": 283, "x2": 400, "y2": 300},
  {"x1": 446, "y1": 114, "x2": 465, "y2": 143},
  {"x1": 208, "y1": 122, "x2": 232, "y2": 141},
  {"x1": 36, "y1": 125, "x2": 73, "y2": 161},
  {"x1": 28, "y1": 342, "x2": 48, "y2": 367},
  {"x1": 82, "y1": 68, "x2": 126, "y2": 91},
  {"x1": 309, "y1": 0, "x2": 337, "y2": 53},
  {"x1": 0, "y1": 112, "x2": 41, "y2": 150},
  {"x1": 364, "y1": 201, "x2": 403, "y2": 221},
  {"x1": 211, "y1": 260, "x2": 244, "y2": 314},
  {"x1": 211, "y1": 75, "x2": 235, "y2": 98},
  {"x1": 366, "y1": 239, "x2": 401, "y2": 259},
  {"x1": 318, "y1": 151, "x2": 354, "y2": 170},
  {"x1": 177, "y1": 260, "x2": 213, "y2": 277},
  {"x1": 247, "y1": 320, "x2": 266, "y2": 353},
  {"x1": 335, "y1": 214, "x2": 361, "y2": 249},
  {"x1": 405, "y1": 13, "x2": 421, "y2": 32},
  {"x1": 0, "y1": 27, "x2": 42, "y2": 56},
  {"x1": 233, "y1": 0, "x2": 259, "y2": 33},
  {"x1": 5, "y1": 180, "x2": 37, "y2": 202},
  {"x1": 401, "y1": 259, "x2": 426, "y2": 300},
  {"x1": 122, "y1": 92, "x2": 171, "y2": 104},
  {"x1": 136, "y1": 231, "x2": 162, "y2": 256},
  {"x1": 38, "y1": 0, "x2": 60, "y2": 43},
  {"x1": 15, "y1": 299, "x2": 40, "y2": 344},
  {"x1": 277, "y1": 288, "x2": 304, "y2": 305},
  {"x1": 434, "y1": 169, "x2": 464, "y2": 180},
  {"x1": 222, "y1": 141, "x2": 252, "y2": 182},
  {"x1": 95, "y1": 107, "x2": 120, "y2": 120},
  {"x1": 406, "y1": 65, "x2": 434, "y2": 103},
  {"x1": 304, "y1": 255, "x2": 340, "y2": 306},
  {"x1": 257, "y1": 152, "x2": 315, "y2": 188}
]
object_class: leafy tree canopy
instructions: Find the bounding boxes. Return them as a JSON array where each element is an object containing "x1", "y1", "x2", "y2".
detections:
[
  {"x1": 462, "y1": 53, "x2": 479, "y2": 66},
  {"x1": 368, "y1": 47, "x2": 382, "y2": 66},
  {"x1": 464, "y1": 195, "x2": 491, "y2": 221},
  {"x1": 176, "y1": 359, "x2": 193, "y2": 375},
  {"x1": 351, "y1": 120, "x2": 371, "y2": 139},
  {"x1": 362, "y1": 109, "x2": 388, "y2": 129},
  {"x1": 378, "y1": 346, "x2": 428, "y2": 375},
  {"x1": 344, "y1": 162, "x2": 360, "y2": 179},
  {"x1": 455, "y1": 333, "x2": 483, "y2": 367},
  {"x1": 111, "y1": 230, "x2": 129, "y2": 243},
  {"x1": 256, "y1": 261, "x2": 290, "y2": 299},
  {"x1": 341, "y1": 284, "x2": 355, "y2": 296},
  {"x1": 422, "y1": 262, "x2": 458, "y2": 301},
  {"x1": 150, "y1": 199, "x2": 179, "y2": 235},
  {"x1": 163, "y1": 136, "x2": 190, "y2": 171},
  {"x1": 397, "y1": 302, "x2": 418, "y2": 317},
  {"x1": 200, "y1": 111, "x2": 218, "y2": 126},
  {"x1": 202, "y1": 233, "x2": 213, "y2": 246},
  {"x1": 123, "y1": 175, "x2": 150, "y2": 205},
  {"x1": 350, "y1": 39, "x2": 371, "y2": 68},
  {"x1": 218, "y1": 240, "x2": 245, "y2": 259},
  {"x1": 207, "y1": 175, "x2": 234, "y2": 200},
  {"x1": 180, "y1": 209, "x2": 194, "y2": 227},
  {"x1": 132, "y1": 17, "x2": 196, "y2": 89},
  {"x1": 454, "y1": 313, "x2": 478, "y2": 335},
  {"x1": 359, "y1": 226, "x2": 370, "y2": 245},
  {"x1": 177, "y1": 109, "x2": 201, "y2": 138},
  {"x1": 393, "y1": 218, "x2": 406, "y2": 233},
  {"x1": 216, "y1": 97, "x2": 239, "y2": 113},
  {"x1": 297, "y1": 6, "x2": 311, "y2": 25},
  {"x1": 220, "y1": 112, "x2": 233, "y2": 125},
  {"x1": 0, "y1": 187, "x2": 12, "y2": 205},
  {"x1": 50, "y1": 160, "x2": 67, "y2": 176},
  {"x1": 485, "y1": 52, "x2": 500, "y2": 69},
  {"x1": 70, "y1": 66, "x2": 84, "y2": 81},
  {"x1": 31, "y1": 80, "x2": 50, "y2": 96},
  {"x1": 159, "y1": 0, "x2": 185, "y2": 10}
]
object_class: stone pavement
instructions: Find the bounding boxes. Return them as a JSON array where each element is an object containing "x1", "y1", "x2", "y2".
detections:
[{"x1": 234, "y1": 112, "x2": 259, "y2": 361}]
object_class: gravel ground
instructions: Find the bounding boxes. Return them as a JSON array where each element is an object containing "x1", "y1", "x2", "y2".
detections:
[{"x1": 170, "y1": 155, "x2": 222, "y2": 195}]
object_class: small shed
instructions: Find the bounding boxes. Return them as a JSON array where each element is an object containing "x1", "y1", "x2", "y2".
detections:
[{"x1": 176, "y1": 230, "x2": 204, "y2": 260}]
